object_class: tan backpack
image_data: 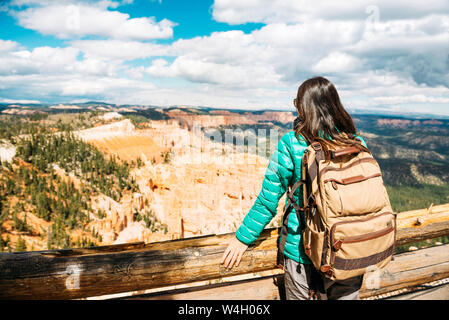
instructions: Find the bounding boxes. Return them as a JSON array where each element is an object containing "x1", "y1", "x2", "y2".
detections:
[{"x1": 278, "y1": 137, "x2": 396, "y2": 281}]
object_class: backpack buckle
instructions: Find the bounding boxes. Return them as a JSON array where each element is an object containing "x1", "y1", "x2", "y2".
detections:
[
  {"x1": 320, "y1": 265, "x2": 334, "y2": 277},
  {"x1": 320, "y1": 265, "x2": 331, "y2": 273},
  {"x1": 333, "y1": 240, "x2": 343, "y2": 251}
]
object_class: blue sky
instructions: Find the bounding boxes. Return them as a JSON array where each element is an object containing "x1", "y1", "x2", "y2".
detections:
[
  {"x1": 0, "y1": 0, "x2": 449, "y2": 115},
  {"x1": 0, "y1": 1, "x2": 263, "y2": 47}
]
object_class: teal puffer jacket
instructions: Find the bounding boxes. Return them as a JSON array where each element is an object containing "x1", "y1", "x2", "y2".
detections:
[{"x1": 235, "y1": 130, "x2": 367, "y2": 264}]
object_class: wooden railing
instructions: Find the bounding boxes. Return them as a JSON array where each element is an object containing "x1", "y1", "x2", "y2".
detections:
[{"x1": 1, "y1": 203, "x2": 449, "y2": 300}]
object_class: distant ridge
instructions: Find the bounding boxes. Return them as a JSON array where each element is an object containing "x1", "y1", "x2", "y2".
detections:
[
  {"x1": 1, "y1": 102, "x2": 448, "y2": 119},
  {"x1": 348, "y1": 108, "x2": 449, "y2": 120}
]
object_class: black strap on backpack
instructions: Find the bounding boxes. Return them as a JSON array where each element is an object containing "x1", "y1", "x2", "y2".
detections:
[{"x1": 276, "y1": 179, "x2": 305, "y2": 268}]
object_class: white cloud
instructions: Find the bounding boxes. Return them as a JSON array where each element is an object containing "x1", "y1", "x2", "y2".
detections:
[
  {"x1": 162, "y1": 8, "x2": 449, "y2": 107},
  {"x1": 155, "y1": 21, "x2": 364, "y2": 86},
  {"x1": 2, "y1": 0, "x2": 449, "y2": 115},
  {"x1": 0, "y1": 98, "x2": 40, "y2": 104},
  {"x1": 212, "y1": 0, "x2": 449, "y2": 24},
  {"x1": 313, "y1": 52, "x2": 361, "y2": 73},
  {"x1": 0, "y1": 39, "x2": 19, "y2": 52},
  {"x1": 333, "y1": 70, "x2": 449, "y2": 109},
  {"x1": 0, "y1": 73, "x2": 156, "y2": 103},
  {"x1": 124, "y1": 66, "x2": 145, "y2": 79},
  {"x1": 147, "y1": 57, "x2": 279, "y2": 87},
  {"x1": 0, "y1": 46, "x2": 79, "y2": 75},
  {"x1": 12, "y1": 2, "x2": 175, "y2": 40},
  {"x1": 58, "y1": 75, "x2": 156, "y2": 100},
  {"x1": 168, "y1": 31, "x2": 272, "y2": 72},
  {"x1": 0, "y1": 44, "x2": 123, "y2": 78},
  {"x1": 347, "y1": 15, "x2": 449, "y2": 55},
  {"x1": 71, "y1": 40, "x2": 167, "y2": 60},
  {"x1": 374, "y1": 95, "x2": 449, "y2": 105}
]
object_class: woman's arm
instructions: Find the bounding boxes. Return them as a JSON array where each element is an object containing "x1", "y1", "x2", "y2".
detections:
[{"x1": 221, "y1": 133, "x2": 295, "y2": 269}]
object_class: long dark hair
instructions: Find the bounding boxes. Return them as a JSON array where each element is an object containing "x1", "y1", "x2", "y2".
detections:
[{"x1": 294, "y1": 76, "x2": 368, "y2": 158}]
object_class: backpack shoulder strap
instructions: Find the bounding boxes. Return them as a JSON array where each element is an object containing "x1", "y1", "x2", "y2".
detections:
[
  {"x1": 303, "y1": 141, "x2": 325, "y2": 208},
  {"x1": 277, "y1": 140, "x2": 324, "y2": 268}
]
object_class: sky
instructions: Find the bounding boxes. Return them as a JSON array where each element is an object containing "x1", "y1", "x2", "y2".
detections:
[{"x1": 0, "y1": 0, "x2": 449, "y2": 115}]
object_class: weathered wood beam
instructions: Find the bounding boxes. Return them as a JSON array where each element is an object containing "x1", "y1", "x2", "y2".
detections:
[
  {"x1": 0, "y1": 204, "x2": 448, "y2": 300},
  {"x1": 395, "y1": 203, "x2": 449, "y2": 246},
  {"x1": 359, "y1": 243, "x2": 449, "y2": 298},
  {"x1": 121, "y1": 244, "x2": 449, "y2": 300},
  {"x1": 395, "y1": 220, "x2": 449, "y2": 246},
  {"x1": 0, "y1": 230, "x2": 279, "y2": 300},
  {"x1": 123, "y1": 275, "x2": 285, "y2": 301}
]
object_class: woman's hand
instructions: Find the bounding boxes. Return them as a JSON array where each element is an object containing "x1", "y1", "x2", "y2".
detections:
[{"x1": 220, "y1": 236, "x2": 249, "y2": 269}]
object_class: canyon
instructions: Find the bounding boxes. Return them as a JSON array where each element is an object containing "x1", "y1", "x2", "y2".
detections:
[
  {"x1": 2, "y1": 106, "x2": 448, "y2": 252},
  {"x1": 81, "y1": 118, "x2": 283, "y2": 245},
  {"x1": 3, "y1": 114, "x2": 286, "y2": 251}
]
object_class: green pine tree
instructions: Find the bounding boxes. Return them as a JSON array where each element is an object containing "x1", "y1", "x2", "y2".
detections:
[{"x1": 15, "y1": 235, "x2": 27, "y2": 252}]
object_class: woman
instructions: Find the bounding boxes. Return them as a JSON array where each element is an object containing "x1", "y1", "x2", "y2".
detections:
[{"x1": 220, "y1": 76, "x2": 367, "y2": 300}]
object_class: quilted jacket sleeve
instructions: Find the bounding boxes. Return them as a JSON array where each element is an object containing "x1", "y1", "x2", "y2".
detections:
[{"x1": 235, "y1": 133, "x2": 294, "y2": 245}]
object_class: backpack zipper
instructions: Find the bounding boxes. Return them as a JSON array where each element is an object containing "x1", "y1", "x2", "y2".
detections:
[
  {"x1": 319, "y1": 157, "x2": 378, "y2": 176},
  {"x1": 323, "y1": 173, "x2": 381, "y2": 186},
  {"x1": 329, "y1": 212, "x2": 395, "y2": 267},
  {"x1": 336, "y1": 223, "x2": 395, "y2": 245}
]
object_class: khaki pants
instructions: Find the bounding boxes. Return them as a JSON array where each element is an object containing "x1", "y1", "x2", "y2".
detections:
[{"x1": 284, "y1": 258, "x2": 363, "y2": 300}]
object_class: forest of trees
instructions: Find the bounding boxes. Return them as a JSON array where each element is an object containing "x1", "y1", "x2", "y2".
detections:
[
  {"x1": 0, "y1": 158, "x2": 97, "y2": 250},
  {"x1": 0, "y1": 114, "x2": 142, "y2": 251},
  {"x1": 0, "y1": 111, "x2": 99, "y2": 141},
  {"x1": 13, "y1": 131, "x2": 139, "y2": 201}
]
